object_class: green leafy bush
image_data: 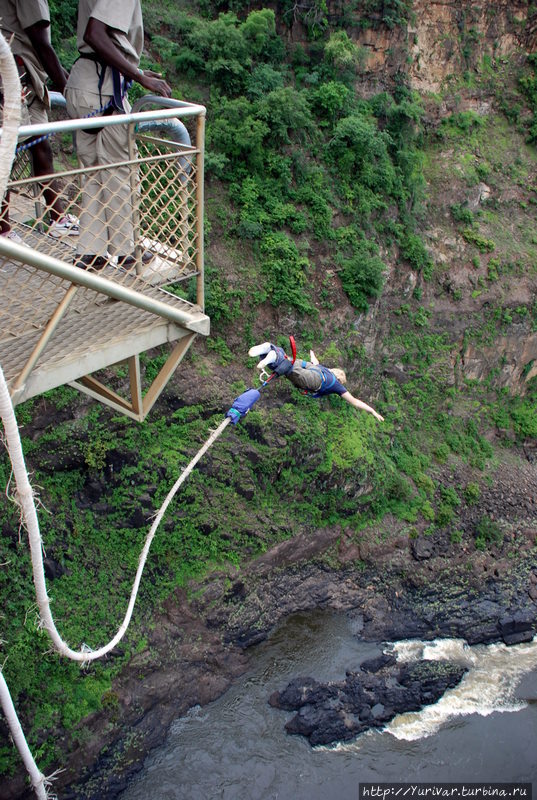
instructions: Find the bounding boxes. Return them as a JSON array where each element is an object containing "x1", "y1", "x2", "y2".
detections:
[
  {"x1": 324, "y1": 30, "x2": 364, "y2": 71},
  {"x1": 312, "y1": 81, "x2": 351, "y2": 124},
  {"x1": 450, "y1": 203, "x2": 475, "y2": 226},
  {"x1": 336, "y1": 237, "x2": 385, "y2": 312},
  {"x1": 241, "y1": 9, "x2": 283, "y2": 61},
  {"x1": 256, "y1": 86, "x2": 314, "y2": 145},
  {"x1": 439, "y1": 110, "x2": 486, "y2": 137},
  {"x1": 510, "y1": 400, "x2": 537, "y2": 439},
  {"x1": 474, "y1": 516, "x2": 503, "y2": 550},
  {"x1": 420, "y1": 500, "x2": 435, "y2": 521},
  {"x1": 246, "y1": 64, "x2": 284, "y2": 100},
  {"x1": 464, "y1": 482, "x2": 481, "y2": 504},
  {"x1": 259, "y1": 232, "x2": 315, "y2": 313},
  {"x1": 462, "y1": 228, "x2": 496, "y2": 252},
  {"x1": 207, "y1": 97, "x2": 268, "y2": 175},
  {"x1": 326, "y1": 113, "x2": 396, "y2": 194},
  {"x1": 436, "y1": 503, "x2": 454, "y2": 527},
  {"x1": 441, "y1": 486, "x2": 461, "y2": 507},
  {"x1": 399, "y1": 231, "x2": 434, "y2": 273}
]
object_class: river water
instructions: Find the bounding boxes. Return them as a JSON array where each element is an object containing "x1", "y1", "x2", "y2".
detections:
[{"x1": 120, "y1": 611, "x2": 537, "y2": 800}]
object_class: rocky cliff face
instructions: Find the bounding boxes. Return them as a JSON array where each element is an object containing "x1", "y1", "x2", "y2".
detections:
[
  {"x1": 314, "y1": 1, "x2": 537, "y2": 398},
  {"x1": 408, "y1": 1, "x2": 535, "y2": 92},
  {"x1": 327, "y1": 1, "x2": 536, "y2": 94}
]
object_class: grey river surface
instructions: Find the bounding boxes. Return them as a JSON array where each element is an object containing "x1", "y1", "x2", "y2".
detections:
[{"x1": 120, "y1": 611, "x2": 537, "y2": 800}]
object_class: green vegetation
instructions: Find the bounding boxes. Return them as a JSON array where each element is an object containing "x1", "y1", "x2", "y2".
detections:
[{"x1": 474, "y1": 516, "x2": 503, "y2": 550}]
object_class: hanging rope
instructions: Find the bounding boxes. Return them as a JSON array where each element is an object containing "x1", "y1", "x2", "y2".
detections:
[
  {"x1": 0, "y1": 30, "x2": 50, "y2": 800},
  {"x1": 0, "y1": 674, "x2": 48, "y2": 800},
  {"x1": 0, "y1": 367, "x2": 262, "y2": 798},
  {"x1": 0, "y1": 365, "x2": 234, "y2": 662}
]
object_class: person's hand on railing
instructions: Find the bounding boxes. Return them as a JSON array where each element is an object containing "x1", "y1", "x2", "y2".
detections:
[{"x1": 138, "y1": 69, "x2": 172, "y2": 99}]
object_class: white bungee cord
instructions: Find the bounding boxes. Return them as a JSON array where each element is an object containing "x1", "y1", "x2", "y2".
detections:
[
  {"x1": 0, "y1": 359, "x2": 231, "y2": 796},
  {"x1": 0, "y1": 30, "x2": 50, "y2": 800}
]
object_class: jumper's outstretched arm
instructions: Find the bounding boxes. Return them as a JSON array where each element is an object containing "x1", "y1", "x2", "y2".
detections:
[{"x1": 341, "y1": 391, "x2": 384, "y2": 422}]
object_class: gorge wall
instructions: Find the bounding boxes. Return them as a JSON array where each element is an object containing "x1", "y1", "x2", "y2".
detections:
[{"x1": 284, "y1": 0, "x2": 537, "y2": 397}]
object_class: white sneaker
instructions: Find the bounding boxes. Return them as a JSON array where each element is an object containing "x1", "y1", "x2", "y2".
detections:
[
  {"x1": 257, "y1": 351, "x2": 277, "y2": 370},
  {"x1": 248, "y1": 342, "x2": 271, "y2": 358},
  {"x1": 0, "y1": 229, "x2": 24, "y2": 245},
  {"x1": 49, "y1": 213, "x2": 80, "y2": 238}
]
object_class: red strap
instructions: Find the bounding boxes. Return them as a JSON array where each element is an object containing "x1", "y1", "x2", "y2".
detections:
[{"x1": 289, "y1": 335, "x2": 297, "y2": 364}]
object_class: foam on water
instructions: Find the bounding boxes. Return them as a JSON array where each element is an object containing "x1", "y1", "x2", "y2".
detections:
[
  {"x1": 386, "y1": 636, "x2": 537, "y2": 741},
  {"x1": 335, "y1": 636, "x2": 537, "y2": 750}
]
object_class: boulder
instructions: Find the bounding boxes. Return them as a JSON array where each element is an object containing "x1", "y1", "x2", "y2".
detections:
[{"x1": 270, "y1": 656, "x2": 466, "y2": 746}]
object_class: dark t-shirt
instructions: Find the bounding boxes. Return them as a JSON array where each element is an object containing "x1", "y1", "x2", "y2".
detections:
[{"x1": 288, "y1": 363, "x2": 347, "y2": 397}]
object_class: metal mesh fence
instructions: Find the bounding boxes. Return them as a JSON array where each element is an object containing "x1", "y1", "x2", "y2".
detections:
[{"x1": 0, "y1": 103, "x2": 205, "y2": 391}]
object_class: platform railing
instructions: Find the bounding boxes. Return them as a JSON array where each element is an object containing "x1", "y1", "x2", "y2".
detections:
[
  {"x1": 0, "y1": 99, "x2": 206, "y2": 342},
  {"x1": 0, "y1": 99, "x2": 208, "y2": 417}
]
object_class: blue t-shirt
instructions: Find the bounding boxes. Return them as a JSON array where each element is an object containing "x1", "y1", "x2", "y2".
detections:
[{"x1": 288, "y1": 363, "x2": 347, "y2": 397}]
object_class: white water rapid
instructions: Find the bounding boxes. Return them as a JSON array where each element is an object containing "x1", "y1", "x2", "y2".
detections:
[{"x1": 351, "y1": 636, "x2": 537, "y2": 744}]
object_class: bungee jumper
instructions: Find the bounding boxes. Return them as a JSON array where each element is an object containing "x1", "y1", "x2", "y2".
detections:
[{"x1": 247, "y1": 340, "x2": 384, "y2": 422}]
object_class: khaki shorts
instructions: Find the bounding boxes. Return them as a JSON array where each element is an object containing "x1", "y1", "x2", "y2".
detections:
[
  {"x1": 0, "y1": 84, "x2": 49, "y2": 133},
  {"x1": 21, "y1": 85, "x2": 49, "y2": 127}
]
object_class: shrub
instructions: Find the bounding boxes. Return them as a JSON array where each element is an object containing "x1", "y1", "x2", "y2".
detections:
[
  {"x1": 336, "y1": 237, "x2": 385, "y2": 312},
  {"x1": 324, "y1": 31, "x2": 364, "y2": 71},
  {"x1": 439, "y1": 111, "x2": 486, "y2": 136},
  {"x1": 434, "y1": 443, "x2": 450, "y2": 463},
  {"x1": 207, "y1": 97, "x2": 268, "y2": 174},
  {"x1": 259, "y1": 232, "x2": 315, "y2": 313},
  {"x1": 182, "y1": 13, "x2": 252, "y2": 95},
  {"x1": 241, "y1": 9, "x2": 283, "y2": 61},
  {"x1": 414, "y1": 472, "x2": 435, "y2": 495},
  {"x1": 450, "y1": 203, "x2": 474, "y2": 226},
  {"x1": 49, "y1": 0, "x2": 77, "y2": 42},
  {"x1": 462, "y1": 228, "x2": 495, "y2": 253},
  {"x1": 312, "y1": 81, "x2": 351, "y2": 123},
  {"x1": 420, "y1": 500, "x2": 435, "y2": 521},
  {"x1": 399, "y1": 231, "x2": 434, "y2": 273},
  {"x1": 327, "y1": 113, "x2": 396, "y2": 193},
  {"x1": 204, "y1": 265, "x2": 244, "y2": 324},
  {"x1": 246, "y1": 64, "x2": 284, "y2": 100},
  {"x1": 441, "y1": 486, "x2": 461, "y2": 507},
  {"x1": 510, "y1": 401, "x2": 537, "y2": 439},
  {"x1": 474, "y1": 516, "x2": 503, "y2": 550},
  {"x1": 207, "y1": 337, "x2": 234, "y2": 365},
  {"x1": 436, "y1": 503, "x2": 454, "y2": 527},
  {"x1": 256, "y1": 86, "x2": 314, "y2": 145},
  {"x1": 464, "y1": 482, "x2": 481, "y2": 504}
]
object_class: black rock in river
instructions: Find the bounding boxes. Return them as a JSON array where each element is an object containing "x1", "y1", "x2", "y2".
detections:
[{"x1": 269, "y1": 655, "x2": 467, "y2": 746}]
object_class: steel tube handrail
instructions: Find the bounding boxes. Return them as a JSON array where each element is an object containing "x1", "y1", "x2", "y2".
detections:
[
  {"x1": 49, "y1": 91, "x2": 193, "y2": 153},
  {"x1": 8, "y1": 148, "x2": 194, "y2": 189},
  {"x1": 0, "y1": 238, "x2": 203, "y2": 329},
  {"x1": 4, "y1": 101, "x2": 206, "y2": 141}
]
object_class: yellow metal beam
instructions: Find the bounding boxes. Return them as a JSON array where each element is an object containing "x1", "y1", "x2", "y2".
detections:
[
  {"x1": 70, "y1": 335, "x2": 196, "y2": 421},
  {"x1": 128, "y1": 355, "x2": 143, "y2": 416},
  {"x1": 142, "y1": 333, "x2": 196, "y2": 418},
  {"x1": 11, "y1": 284, "x2": 78, "y2": 394}
]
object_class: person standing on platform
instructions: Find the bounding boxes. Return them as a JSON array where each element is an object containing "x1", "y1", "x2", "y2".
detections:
[
  {"x1": 64, "y1": 0, "x2": 172, "y2": 270},
  {"x1": 0, "y1": 0, "x2": 79, "y2": 243}
]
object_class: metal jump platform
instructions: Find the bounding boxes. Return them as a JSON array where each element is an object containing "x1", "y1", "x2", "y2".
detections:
[{"x1": 0, "y1": 97, "x2": 209, "y2": 421}]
